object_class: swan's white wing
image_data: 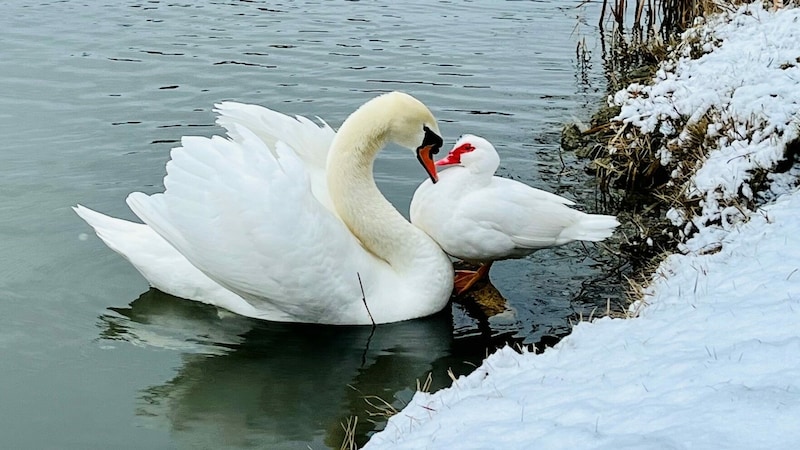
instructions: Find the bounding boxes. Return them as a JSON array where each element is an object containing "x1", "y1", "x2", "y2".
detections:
[
  {"x1": 73, "y1": 205, "x2": 267, "y2": 318},
  {"x1": 214, "y1": 101, "x2": 336, "y2": 211},
  {"x1": 126, "y1": 124, "x2": 378, "y2": 324}
]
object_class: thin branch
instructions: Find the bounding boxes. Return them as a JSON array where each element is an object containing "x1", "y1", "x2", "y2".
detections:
[{"x1": 357, "y1": 272, "x2": 376, "y2": 328}]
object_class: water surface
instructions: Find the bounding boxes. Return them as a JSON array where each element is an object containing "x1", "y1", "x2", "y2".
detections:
[{"x1": 0, "y1": 1, "x2": 617, "y2": 448}]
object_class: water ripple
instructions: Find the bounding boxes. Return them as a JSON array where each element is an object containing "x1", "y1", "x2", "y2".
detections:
[{"x1": 0, "y1": 0, "x2": 616, "y2": 446}]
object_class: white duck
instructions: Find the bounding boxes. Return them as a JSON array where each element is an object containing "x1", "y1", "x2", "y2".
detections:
[
  {"x1": 410, "y1": 134, "x2": 619, "y2": 294},
  {"x1": 75, "y1": 92, "x2": 454, "y2": 325}
]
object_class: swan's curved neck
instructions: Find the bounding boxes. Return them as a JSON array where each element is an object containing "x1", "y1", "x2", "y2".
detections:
[{"x1": 327, "y1": 102, "x2": 436, "y2": 270}]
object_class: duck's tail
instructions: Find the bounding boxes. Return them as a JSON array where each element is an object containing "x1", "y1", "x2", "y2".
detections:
[{"x1": 560, "y1": 213, "x2": 620, "y2": 243}]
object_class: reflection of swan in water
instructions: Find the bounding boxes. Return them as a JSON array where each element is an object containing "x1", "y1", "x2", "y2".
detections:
[{"x1": 99, "y1": 289, "x2": 463, "y2": 449}]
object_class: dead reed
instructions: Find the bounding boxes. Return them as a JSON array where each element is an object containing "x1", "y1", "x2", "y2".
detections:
[
  {"x1": 337, "y1": 372, "x2": 439, "y2": 450},
  {"x1": 597, "y1": 0, "x2": 747, "y2": 35},
  {"x1": 569, "y1": 0, "x2": 799, "y2": 308}
]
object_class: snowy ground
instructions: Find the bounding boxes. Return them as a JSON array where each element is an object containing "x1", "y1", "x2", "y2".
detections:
[{"x1": 365, "y1": 4, "x2": 800, "y2": 449}]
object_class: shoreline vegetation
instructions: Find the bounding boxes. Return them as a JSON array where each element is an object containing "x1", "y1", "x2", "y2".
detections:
[
  {"x1": 565, "y1": 0, "x2": 800, "y2": 309},
  {"x1": 362, "y1": 2, "x2": 800, "y2": 448},
  {"x1": 345, "y1": 2, "x2": 800, "y2": 448}
]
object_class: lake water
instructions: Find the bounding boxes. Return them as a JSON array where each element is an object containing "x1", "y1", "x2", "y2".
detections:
[{"x1": 0, "y1": 1, "x2": 618, "y2": 448}]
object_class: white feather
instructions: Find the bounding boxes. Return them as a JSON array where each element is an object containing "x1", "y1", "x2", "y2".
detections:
[
  {"x1": 76, "y1": 93, "x2": 453, "y2": 325},
  {"x1": 411, "y1": 134, "x2": 619, "y2": 263}
]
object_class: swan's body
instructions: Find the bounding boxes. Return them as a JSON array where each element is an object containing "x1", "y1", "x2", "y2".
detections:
[
  {"x1": 76, "y1": 92, "x2": 453, "y2": 325},
  {"x1": 410, "y1": 135, "x2": 618, "y2": 291}
]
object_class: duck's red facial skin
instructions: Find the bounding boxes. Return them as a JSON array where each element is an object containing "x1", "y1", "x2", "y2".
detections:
[{"x1": 435, "y1": 143, "x2": 475, "y2": 167}]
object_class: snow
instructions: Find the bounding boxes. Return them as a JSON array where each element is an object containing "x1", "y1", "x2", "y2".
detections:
[
  {"x1": 612, "y1": 2, "x2": 800, "y2": 238},
  {"x1": 365, "y1": 4, "x2": 800, "y2": 449}
]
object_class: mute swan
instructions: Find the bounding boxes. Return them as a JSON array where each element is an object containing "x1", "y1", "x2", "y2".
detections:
[
  {"x1": 75, "y1": 92, "x2": 454, "y2": 325},
  {"x1": 410, "y1": 134, "x2": 619, "y2": 294}
]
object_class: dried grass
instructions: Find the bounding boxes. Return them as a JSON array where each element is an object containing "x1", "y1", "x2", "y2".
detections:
[
  {"x1": 598, "y1": 0, "x2": 751, "y2": 35},
  {"x1": 339, "y1": 416, "x2": 359, "y2": 450},
  {"x1": 337, "y1": 372, "x2": 442, "y2": 450},
  {"x1": 579, "y1": 0, "x2": 800, "y2": 313},
  {"x1": 569, "y1": 0, "x2": 798, "y2": 313}
]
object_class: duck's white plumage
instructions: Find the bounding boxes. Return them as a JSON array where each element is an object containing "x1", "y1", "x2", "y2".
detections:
[
  {"x1": 410, "y1": 134, "x2": 619, "y2": 263},
  {"x1": 76, "y1": 92, "x2": 453, "y2": 325}
]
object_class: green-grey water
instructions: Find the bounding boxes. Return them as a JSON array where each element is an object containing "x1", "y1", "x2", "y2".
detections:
[{"x1": 1, "y1": 1, "x2": 617, "y2": 448}]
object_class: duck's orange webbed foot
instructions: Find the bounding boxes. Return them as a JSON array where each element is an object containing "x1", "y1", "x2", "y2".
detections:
[{"x1": 452, "y1": 262, "x2": 493, "y2": 296}]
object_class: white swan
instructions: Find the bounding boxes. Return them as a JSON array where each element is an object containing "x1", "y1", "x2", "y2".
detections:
[
  {"x1": 410, "y1": 134, "x2": 619, "y2": 293},
  {"x1": 75, "y1": 92, "x2": 454, "y2": 325}
]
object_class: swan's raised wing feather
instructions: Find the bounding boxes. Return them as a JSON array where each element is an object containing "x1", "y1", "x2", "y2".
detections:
[
  {"x1": 127, "y1": 125, "x2": 373, "y2": 323},
  {"x1": 214, "y1": 102, "x2": 336, "y2": 211}
]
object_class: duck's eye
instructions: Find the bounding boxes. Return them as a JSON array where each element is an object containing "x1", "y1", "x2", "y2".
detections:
[{"x1": 451, "y1": 143, "x2": 476, "y2": 156}]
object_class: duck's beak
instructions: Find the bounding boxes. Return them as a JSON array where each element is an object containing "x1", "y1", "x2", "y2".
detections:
[
  {"x1": 416, "y1": 145, "x2": 439, "y2": 183},
  {"x1": 435, "y1": 142, "x2": 471, "y2": 167},
  {"x1": 435, "y1": 153, "x2": 459, "y2": 167}
]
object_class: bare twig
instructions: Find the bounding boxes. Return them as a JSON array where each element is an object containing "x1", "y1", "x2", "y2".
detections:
[
  {"x1": 339, "y1": 416, "x2": 358, "y2": 450},
  {"x1": 357, "y1": 272, "x2": 376, "y2": 328},
  {"x1": 599, "y1": 0, "x2": 608, "y2": 30},
  {"x1": 416, "y1": 372, "x2": 433, "y2": 393}
]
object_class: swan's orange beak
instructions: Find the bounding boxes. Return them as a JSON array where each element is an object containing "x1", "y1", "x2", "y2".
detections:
[
  {"x1": 416, "y1": 145, "x2": 439, "y2": 184},
  {"x1": 417, "y1": 125, "x2": 443, "y2": 184}
]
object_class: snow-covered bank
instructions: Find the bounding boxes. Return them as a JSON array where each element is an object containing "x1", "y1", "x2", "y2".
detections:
[
  {"x1": 367, "y1": 190, "x2": 800, "y2": 449},
  {"x1": 365, "y1": 3, "x2": 800, "y2": 449},
  {"x1": 612, "y1": 1, "x2": 800, "y2": 240}
]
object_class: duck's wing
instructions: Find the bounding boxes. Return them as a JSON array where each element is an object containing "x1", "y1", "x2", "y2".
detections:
[
  {"x1": 214, "y1": 101, "x2": 336, "y2": 211},
  {"x1": 473, "y1": 177, "x2": 614, "y2": 249},
  {"x1": 430, "y1": 177, "x2": 577, "y2": 256},
  {"x1": 126, "y1": 124, "x2": 378, "y2": 324},
  {"x1": 411, "y1": 169, "x2": 512, "y2": 261}
]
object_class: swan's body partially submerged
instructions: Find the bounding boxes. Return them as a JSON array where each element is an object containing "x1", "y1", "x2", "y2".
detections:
[
  {"x1": 411, "y1": 134, "x2": 619, "y2": 293},
  {"x1": 76, "y1": 92, "x2": 453, "y2": 325}
]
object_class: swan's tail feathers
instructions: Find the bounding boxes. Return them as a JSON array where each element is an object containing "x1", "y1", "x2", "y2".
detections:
[
  {"x1": 73, "y1": 204, "x2": 180, "y2": 288},
  {"x1": 73, "y1": 204, "x2": 149, "y2": 256},
  {"x1": 126, "y1": 191, "x2": 194, "y2": 255},
  {"x1": 561, "y1": 214, "x2": 620, "y2": 243},
  {"x1": 74, "y1": 205, "x2": 260, "y2": 316},
  {"x1": 74, "y1": 204, "x2": 138, "y2": 234},
  {"x1": 73, "y1": 203, "x2": 186, "y2": 271}
]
